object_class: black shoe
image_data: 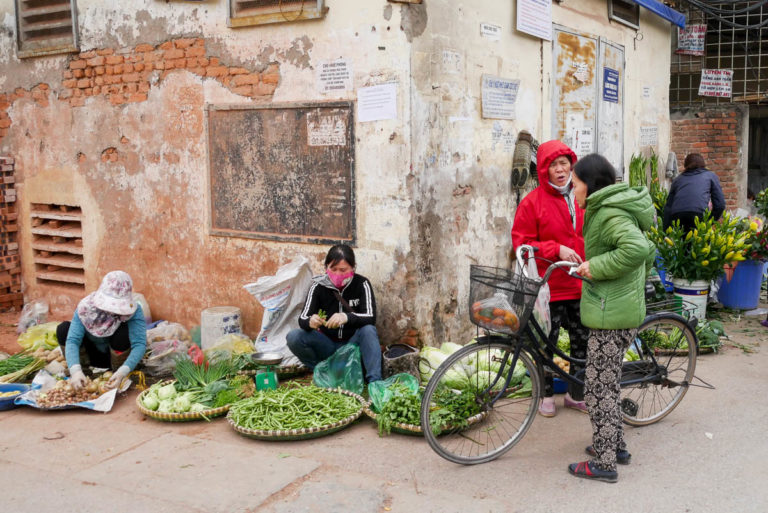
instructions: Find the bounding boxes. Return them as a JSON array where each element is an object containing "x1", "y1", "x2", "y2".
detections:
[
  {"x1": 585, "y1": 445, "x2": 631, "y2": 465},
  {"x1": 567, "y1": 461, "x2": 618, "y2": 483}
]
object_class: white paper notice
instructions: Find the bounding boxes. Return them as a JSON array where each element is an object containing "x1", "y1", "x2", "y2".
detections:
[
  {"x1": 307, "y1": 112, "x2": 346, "y2": 146},
  {"x1": 642, "y1": 86, "x2": 652, "y2": 99},
  {"x1": 517, "y1": 0, "x2": 552, "y2": 41},
  {"x1": 317, "y1": 59, "x2": 353, "y2": 94},
  {"x1": 480, "y1": 22, "x2": 502, "y2": 41},
  {"x1": 640, "y1": 126, "x2": 658, "y2": 147},
  {"x1": 571, "y1": 126, "x2": 593, "y2": 158},
  {"x1": 357, "y1": 83, "x2": 397, "y2": 122},
  {"x1": 698, "y1": 69, "x2": 733, "y2": 98},
  {"x1": 481, "y1": 75, "x2": 520, "y2": 120}
]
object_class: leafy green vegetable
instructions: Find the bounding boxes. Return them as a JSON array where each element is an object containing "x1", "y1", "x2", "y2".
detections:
[
  {"x1": 557, "y1": 328, "x2": 570, "y2": 355},
  {"x1": 376, "y1": 384, "x2": 421, "y2": 436}
]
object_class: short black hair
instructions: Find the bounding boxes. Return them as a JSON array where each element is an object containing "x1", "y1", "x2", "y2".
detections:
[
  {"x1": 573, "y1": 153, "x2": 616, "y2": 196},
  {"x1": 683, "y1": 153, "x2": 706, "y2": 171},
  {"x1": 325, "y1": 244, "x2": 356, "y2": 268}
]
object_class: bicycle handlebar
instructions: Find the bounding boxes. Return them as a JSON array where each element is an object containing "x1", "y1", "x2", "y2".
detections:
[{"x1": 515, "y1": 244, "x2": 593, "y2": 285}]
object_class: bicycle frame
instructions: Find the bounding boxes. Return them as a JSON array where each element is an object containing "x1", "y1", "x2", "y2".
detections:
[{"x1": 479, "y1": 245, "x2": 699, "y2": 404}]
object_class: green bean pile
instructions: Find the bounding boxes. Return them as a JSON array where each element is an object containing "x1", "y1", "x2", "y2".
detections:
[{"x1": 228, "y1": 386, "x2": 361, "y2": 431}]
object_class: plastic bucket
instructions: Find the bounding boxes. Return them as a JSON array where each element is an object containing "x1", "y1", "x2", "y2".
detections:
[
  {"x1": 672, "y1": 278, "x2": 709, "y2": 320},
  {"x1": 717, "y1": 260, "x2": 764, "y2": 310},
  {"x1": 200, "y1": 306, "x2": 242, "y2": 350}
]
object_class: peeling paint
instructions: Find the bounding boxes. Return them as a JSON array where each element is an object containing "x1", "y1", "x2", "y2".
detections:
[{"x1": 400, "y1": 2, "x2": 428, "y2": 43}]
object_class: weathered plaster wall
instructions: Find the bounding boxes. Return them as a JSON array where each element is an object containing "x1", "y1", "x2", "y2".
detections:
[
  {"x1": 404, "y1": 0, "x2": 674, "y2": 345},
  {"x1": 0, "y1": 0, "x2": 674, "y2": 347},
  {"x1": 1, "y1": 0, "x2": 415, "y2": 340}
]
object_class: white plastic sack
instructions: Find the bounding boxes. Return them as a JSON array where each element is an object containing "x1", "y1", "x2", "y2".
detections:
[{"x1": 243, "y1": 256, "x2": 313, "y2": 366}]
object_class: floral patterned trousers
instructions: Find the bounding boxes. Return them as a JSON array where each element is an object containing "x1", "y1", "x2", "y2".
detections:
[{"x1": 584, "y1": 328, "x2": 636, "y2": 471}]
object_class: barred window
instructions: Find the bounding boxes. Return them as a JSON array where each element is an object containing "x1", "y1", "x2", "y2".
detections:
[
  {"x1": 14, "y1": 0, "x2": 79, "y2": 59},
  {"x1": 608, "y1": 0, "x2": 641, "y2": 30},
  {"x1": 228, "y1": 0, "x2": 328, "y2": 28}
]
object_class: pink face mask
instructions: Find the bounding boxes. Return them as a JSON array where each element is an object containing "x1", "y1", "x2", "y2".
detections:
[{"x1": 327, "y1": 270, "x2": 354, "y2": 289}]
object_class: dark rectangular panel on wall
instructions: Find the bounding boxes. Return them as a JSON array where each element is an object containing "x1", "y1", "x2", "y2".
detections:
[{"x1": 206, "y1": 101, "x2": 355, "y2": 244}]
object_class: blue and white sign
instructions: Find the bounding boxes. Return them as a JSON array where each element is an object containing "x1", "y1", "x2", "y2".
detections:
[
  {"x1": 481, "y1": 75, "x2": 520, "y2": 120},
  {"x1": 602, "y1": 67, "x2": 619, "y2": 103}
]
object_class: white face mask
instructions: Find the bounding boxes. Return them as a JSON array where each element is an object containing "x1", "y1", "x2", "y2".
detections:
[{"x1": 549, "y1": 175, "x2": 572, "y2": 194}]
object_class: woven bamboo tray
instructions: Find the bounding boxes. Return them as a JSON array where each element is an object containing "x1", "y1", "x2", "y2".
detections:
[
  {"x1": 227, "y1": 388, "x2": 366, "y2": 441},
  {"x1": 364, "y1": 407, "x2": 489, "y2": 436},
  {"x1": 135, "y1": 380, "x2": 230, "y2": 422}
]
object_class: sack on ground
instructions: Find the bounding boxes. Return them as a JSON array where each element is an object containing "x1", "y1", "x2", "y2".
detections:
[
  {"x1": 312, "y1": 343, "x2": 364, "y2": 395},
  {"x1": 244, "y1": 256, "x2": 313, "y2": 367},
  {"x1": 382, "y1": 344, "x2": 420, "y2": 380}
]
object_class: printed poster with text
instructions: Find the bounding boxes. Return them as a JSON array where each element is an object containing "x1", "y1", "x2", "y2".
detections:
[{"x1": 698, "y1": 69, "x2": 733, "y2": 98}]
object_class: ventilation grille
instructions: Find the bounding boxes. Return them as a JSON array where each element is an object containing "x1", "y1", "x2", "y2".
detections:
[
  {"x1": 15, "y1": 0, "x2": 78, "y2": 58},
  {"x1": 31, "y1": 203, "x2": 84, "y2": 289}
]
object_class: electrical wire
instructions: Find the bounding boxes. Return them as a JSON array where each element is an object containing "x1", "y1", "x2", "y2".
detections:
[{"x1": 678, "y1": 0, "x2": 768, "y2": 29}]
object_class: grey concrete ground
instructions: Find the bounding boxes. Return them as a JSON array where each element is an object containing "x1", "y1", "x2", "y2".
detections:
[{"x1": 1, "y1": 326, "x2": 766, "y2": 513}]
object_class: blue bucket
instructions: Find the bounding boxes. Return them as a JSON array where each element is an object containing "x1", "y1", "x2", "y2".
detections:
[{"x1": 718, "y1": 259, "x2": 764, "y2": 310}]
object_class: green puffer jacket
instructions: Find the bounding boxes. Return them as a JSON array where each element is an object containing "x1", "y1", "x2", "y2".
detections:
[{"x1": 580, "y1": 183, "x2": 656, "y2": 329}]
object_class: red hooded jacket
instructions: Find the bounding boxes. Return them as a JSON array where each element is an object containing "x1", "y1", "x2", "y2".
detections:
[{"x1": 511, "y1": 140, "x2": 585, "y2": 302}]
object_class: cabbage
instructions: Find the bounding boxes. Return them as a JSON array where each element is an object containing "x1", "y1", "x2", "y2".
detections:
[
  {"x1": 475, "y1": 348, "x2": 503, "y2": 373},
  {"x1": 419, "y1": 347, "x2": 448, "y2": 383},
  {"x1": 442, "y1": 363, "x2": 474, "y2": 390},
  {"x1": 439, "y1": 342, "x2": 463, "y2": 355},
  {"x1": 158, "y1": 383, "x2": 177, "y2": 400},
  {"x1": 190, "y1": 403, "x2": 206, "y2": 413},
  {"x1": 157, "y1": 399, "x2": 173, "y2": 413}
]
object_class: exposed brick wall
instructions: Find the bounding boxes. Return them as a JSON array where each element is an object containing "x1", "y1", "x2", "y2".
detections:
[
  {"x1": 0, "y1": 38, "x2": 280, "y2": 143},
  {"x1": 0, "y1": 156, "x2": 22, "y2": 312},
  {"x1": 670, "y1": 105, "x2": 747, "y2": 211}
]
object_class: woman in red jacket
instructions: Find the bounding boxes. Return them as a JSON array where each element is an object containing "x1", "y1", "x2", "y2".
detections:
[{"x1": 511, "y1": 140, "x2": 588, "y2": 417}]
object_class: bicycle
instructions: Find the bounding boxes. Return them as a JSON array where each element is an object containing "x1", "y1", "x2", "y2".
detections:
[{"x1": 419, "y1": 244, "x2": 700, "y2": 465}]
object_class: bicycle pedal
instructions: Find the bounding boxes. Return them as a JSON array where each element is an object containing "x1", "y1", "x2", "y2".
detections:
[{"x1": 621, "y1": 398, "x2": 638, "y2": 417}]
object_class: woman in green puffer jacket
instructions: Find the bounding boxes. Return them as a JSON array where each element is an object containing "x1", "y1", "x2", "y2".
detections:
[{"x1": 568, "y1": 153, "x2": 656, "y2": 483}]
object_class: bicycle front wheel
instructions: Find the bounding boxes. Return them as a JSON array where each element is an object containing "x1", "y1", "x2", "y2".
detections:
[
  {"x1": 621, "y1": 313, "x2": 697, "y2": 426},
  {"x1": 420, "y1": 341, "x2": 540, "y2": 465}
]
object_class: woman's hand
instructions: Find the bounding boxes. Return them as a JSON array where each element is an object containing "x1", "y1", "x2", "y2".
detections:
[
  {"x1": 325, "y1": 313, "x2": 348, "y2": 329},
  {"x1": 559, "y1": 245, "x2": 584, "y2": 264},
  {"x1": 575, "y1": 260, "x2": 592, "y2": 279},
  {"x1": 309, "y1": 314, "x2": 326, "y2": 330}
]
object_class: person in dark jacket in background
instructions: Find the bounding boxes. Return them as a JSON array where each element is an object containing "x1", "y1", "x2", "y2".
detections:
[
  {"x1": 511, "y1": 140, "x2": 588, "y2": 417},
  {"x1": 287, "y1": 244, "x2": 382, "y2": 383},
  {"x1": 663, "y1": 153, "x2": 725, "y2": 231}
]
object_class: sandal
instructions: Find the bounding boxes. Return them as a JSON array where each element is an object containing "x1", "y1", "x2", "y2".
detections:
[
  {"x1": 585, "y1": 445, "x2": 631, "y2": 465},
  {"x1": 567, "y1": 461, "x2": 618, "y2": 483}
]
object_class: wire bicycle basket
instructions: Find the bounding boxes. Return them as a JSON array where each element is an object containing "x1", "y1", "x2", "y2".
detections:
[{"x1": 468, "y1": 265, "x2": 540, "y2": 335}]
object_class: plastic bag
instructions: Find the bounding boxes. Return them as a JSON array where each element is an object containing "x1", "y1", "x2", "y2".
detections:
[
  {"x1": 525, "y1": 254, "x2": 551, "y2": 335},
  {"x1": 368, "y1": 372, "x2": 420, "y2": 413},
  {"x1": 142, "y1": 321, "x2": 194, "y2": 377},
  {"x1": 146, "y1": 321, "x2": 191, "y2": 343},
  {"x1": 470, "y1": 292, "x2": 521, "y2": 333},
  {"x1": 16, "y1": 322, "x2": 59, "y2": 351},
  {"x1": 243, "y1": 256, "x2": 313, "y2": 366},
  {"x1": 17, "y1": 300, "x2": 49, "y2": 334},
  {"x1": 203, "y1": 333, "x2": 254, "y2": 361},
  {"x1": 312, "y1": 343, "x2": 364, "y2": 395}
]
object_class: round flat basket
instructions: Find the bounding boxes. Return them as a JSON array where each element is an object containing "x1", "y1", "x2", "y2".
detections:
[
  {"x1": 363, "y1": 407, "x2": 489, "y2": 436},
  {"x1": 227, "y1": 388, "x2": 366, "y2": 441},
  {"x1": 135, "y1": 381, "x2": 230, "y2": 422},
  {"x1": 363, "y1": 407, "x2": 423, "y2": 436}
]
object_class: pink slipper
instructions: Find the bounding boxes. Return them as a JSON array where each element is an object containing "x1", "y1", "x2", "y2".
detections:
[{"x1": 564, "y1": 395, "x2": 588, "y2": 413}]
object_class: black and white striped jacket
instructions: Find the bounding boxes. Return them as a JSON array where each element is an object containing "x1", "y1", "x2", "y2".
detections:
[{"x1": 297, "y1": 273, "x2": 377, "y2": 342}]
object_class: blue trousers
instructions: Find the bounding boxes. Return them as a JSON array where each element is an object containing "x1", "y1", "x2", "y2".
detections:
[{"x1": 286, "y1": 324, "x2": 382, "y2": 383}]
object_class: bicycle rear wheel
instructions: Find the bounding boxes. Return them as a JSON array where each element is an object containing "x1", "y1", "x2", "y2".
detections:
[
  {"x1": 621, "y1": 313, "x2": 697, "y2": 426},
  {"x1": 420, "y1": 341, "x2": 540, "y2": 465}
]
